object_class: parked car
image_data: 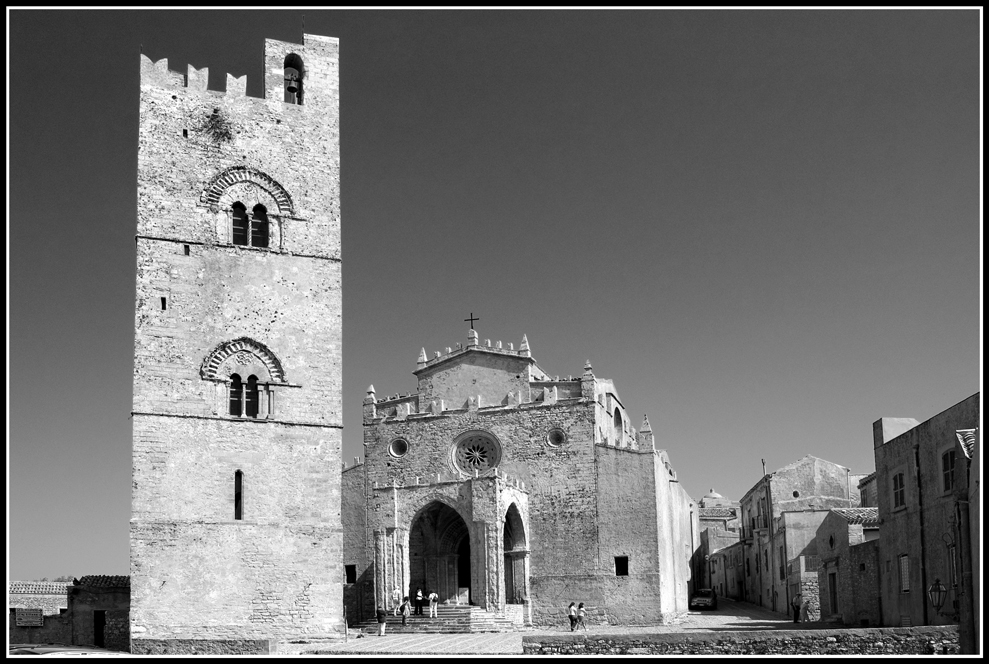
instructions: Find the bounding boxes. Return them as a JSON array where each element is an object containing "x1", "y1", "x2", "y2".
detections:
[{"x1": 689, "y1": 588, "x2": 718, "y2": 611}]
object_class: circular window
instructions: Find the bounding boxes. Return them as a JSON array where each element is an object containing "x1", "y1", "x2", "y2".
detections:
[
  {"x1": 792, "y1": 490, "x2": 800, "y2": 498},
  {"x1": 389, "y1": 438, "x2": 409, "y2": 458},
  {"x1": 547, "y1": 428, "x2": 567, "y2": 447},
  {"x1": 453, "y1": 433, "x2": 501, "y2": 473}
]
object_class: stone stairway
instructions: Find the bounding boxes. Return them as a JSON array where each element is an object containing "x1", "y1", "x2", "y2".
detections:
[{"x1": 353, "y1": 604, "x2": 520, "y2": 634}]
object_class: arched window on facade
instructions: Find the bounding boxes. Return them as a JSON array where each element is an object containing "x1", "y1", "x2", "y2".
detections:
[
  {"x1": 231, "y1": 202, "x2": 249, "y2": 246},
  {"x1": 613, "y1": 407, "x2": 623, "y2": 445},
  {"x1": 229, "y1": 374, "x2": 243, "y2": 416},
  {"x1": 284, "y1": 54, "x2": 305, "y2": 105},
  {"x1": 234, "y1": 470, "x2": 244, "y2": 520},
  {"x1": 245, "y1": 375, "x2": 260, "y2": 418},
  {"x1": 251, "y1": 204, "x2": 269, "y2": 248}
]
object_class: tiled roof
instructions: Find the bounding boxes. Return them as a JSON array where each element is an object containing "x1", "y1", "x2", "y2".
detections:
[
  {"x1": 956, "y1": 429, "x2": 977, "y2": 459},
  {"x1": 857, "y1": 471, "x2": 877, "y2": 487},
  {"x1": 699, "y1": 507, "x2": 736, "y2": 519},
  {"x1": 831, "y1": 507, "x2": 880, "y2": 526},
  {"x1": 77, "y1": 575, "x2": 130, "y2": 588},
  {"x1": 8, "y1": 582, "x2": 71, "y2": 595}
]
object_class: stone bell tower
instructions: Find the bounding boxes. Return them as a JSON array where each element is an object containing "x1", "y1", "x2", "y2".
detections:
[{"x1": 130, "y1": 34, "x2": 342, "y2": 653}]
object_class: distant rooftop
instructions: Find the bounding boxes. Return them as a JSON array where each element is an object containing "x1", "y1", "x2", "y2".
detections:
[
  {"x1": 8, "y1": 581, "x2": 71, "y2": 595},
  {"x1": 77, "y1": 575, "x2": 130, "y2": 588},
  {"x1": 831, "y1": 507, "x2": 880, "y2": 526}
]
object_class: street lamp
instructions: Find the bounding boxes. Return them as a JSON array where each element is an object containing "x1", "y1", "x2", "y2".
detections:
[{"x1": 928, "y1": 578, "x2": 948, "y2": 616}]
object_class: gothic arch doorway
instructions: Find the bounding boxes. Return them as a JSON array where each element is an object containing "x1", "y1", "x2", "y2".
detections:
[
  {"x1": 504, "y1": 503, "x2": 527, "y2": 604},
  {"x1": 409, "y1": 501, "x2": 472, "y2": 605}
]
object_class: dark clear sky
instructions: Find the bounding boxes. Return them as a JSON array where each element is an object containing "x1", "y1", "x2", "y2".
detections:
[{"x1": 8, "y1": 9, "x2": 981, "y2": 579}]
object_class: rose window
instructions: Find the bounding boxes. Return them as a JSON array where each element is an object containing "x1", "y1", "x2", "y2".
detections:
[{"x1": 454, "y1": 434, "x2": 500, "y2": 473}]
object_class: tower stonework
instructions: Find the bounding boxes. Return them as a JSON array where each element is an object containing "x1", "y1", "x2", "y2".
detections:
[{"x1": 130, "y1": 34, "x2": 342, "y2": 653}]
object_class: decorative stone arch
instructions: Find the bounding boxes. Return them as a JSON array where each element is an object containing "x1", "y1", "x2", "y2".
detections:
[
  {"x1": 201, "y1": 166, "x2": 295, "y2": 216},
  {"x1": 503, "y1": 501, "x2": 530, "y2": 607},
  {"x1": 503, "y1": 502, "x2": 527, "y2": 551},
  {"x1": 200, "y1": 337, "x2": 286, "y2": 383},
  {"x1": 405, "y1": 491, "x2": 470, "y2": 529}
]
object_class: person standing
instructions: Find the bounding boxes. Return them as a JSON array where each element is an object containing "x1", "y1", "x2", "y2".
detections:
[
  {"x1": 400, "y1": 596, "x2": 411, "y2": 626},
  {"x1": 428, "y1": 590, "x2": 440, "y2": 618},
  {"x1": 567, "y1": 602, "x2": 577, "y2": 631},
  {"x1": 577, "y1": 602, "x2": 588, "y2": 631},
  {"x1": 791, "y1": 594, "x2": 801, "y2": 623},
  {"x1": 414, "y1": 588, "x2": 424, "y2": 615},
  {"x1": 376, "y1": 606, "x2": 387, "y2": 636},
  {"x1": 392, "y1": 587, "x2": 401, "y2": 616}
]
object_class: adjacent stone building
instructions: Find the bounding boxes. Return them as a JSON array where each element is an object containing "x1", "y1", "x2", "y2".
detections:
[
  {"x1": 8, "y1": 582, "x2": 71, "y2": 645},
  {"x1": 9, "y1": 577, "x2": 130, "y2": 652},
  {"x1": 693, "y1": 488, "x2": 740, "y2": 592},
  {"x1": 130, "y1": 33, "x2": 343, "y2": 652},
  {"x1": 738, "y1": 455, "x2": 866, "y2": 617},
  {"x1": 343, "y1": 330, "x2": 699, "y2": 627},
  {"x1": 815, "y1": 508, "x2": 881, "y2": 626},
  {"x1": 871, "y1": 393, "x2": 979, "y2": 641}
]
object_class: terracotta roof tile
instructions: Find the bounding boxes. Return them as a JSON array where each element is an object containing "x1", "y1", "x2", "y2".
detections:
[
  {"x1": 77, "y1": 575, "x2": 130, "y2": 588},
  {"x1": 8, "y1": 582, "x2": 71, "y2": 595},
  {"x1": 831, "y1": 507, "x2": 880, "y2": 526}
]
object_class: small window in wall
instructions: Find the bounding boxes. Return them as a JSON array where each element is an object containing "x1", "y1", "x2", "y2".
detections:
[
  {"x1": 184, "y1": 244, "x2": 190, "y2": 255},
  {"x1": 229, "y1": 374, "x2": 243, "y2": 416},
  {"x1": 160, "y1": 297, "x2": 167, "y2": 311},
  {"x1": 615, "y1": 556, "x2": 629, "y2": 576},
  {"x1": 245, "y1": 375, "x2": 260, "y2": 418},
  {"x1": 284, "y1": 53, "x2": 305, "y2": 105},
  {"x1": 251, "y1": 204, "x2": 269, "y2": 248},
  {"x1": 892, "y1": 472, "x2": 906, "y2": 508},
  {"x1": 234, "y1": 470, "x2": 244, "y2": 520},
  {"x1": 898, "y1": 554, "x2": 910, "y2": 593},
  {"x1": 942, "y1": 451, "x2": 956, "y2": 492},
  {"x1": 232, "y1": 202, "x2": 249, "y2": 246},
  {"x1": 345, "y1": 564, "x2": 357, "y2": 584}
]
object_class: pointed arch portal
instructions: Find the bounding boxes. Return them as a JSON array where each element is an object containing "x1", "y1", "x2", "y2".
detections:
[
  {"x1": 504, "y1": 503, "x2": 527, "y2": 604},
  {"x1": 409, "y1": 501, "x2": 471, "y2": 605}
]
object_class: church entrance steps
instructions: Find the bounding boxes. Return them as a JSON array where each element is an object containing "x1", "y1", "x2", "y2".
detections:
[{"x1": 354, "y1": 604, "x2": 522, "y2": 634}]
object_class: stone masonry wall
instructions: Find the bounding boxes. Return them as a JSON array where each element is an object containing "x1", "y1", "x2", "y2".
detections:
[
  {"x1": 131, "y1": 33, "x2": 343, "y2": 648},
  {"x1": 873, "y1": 394, "x2": 979, "y2": 627},
  {"x1": 8, "y1": 611, "x2": 72, "y2": 646},
  {"x1": 522, "y1": 625, "x2": 959, "y2": 656}
]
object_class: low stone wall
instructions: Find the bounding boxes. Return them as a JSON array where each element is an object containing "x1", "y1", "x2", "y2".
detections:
[
  {"x1": 522, "y1": 625, "x2": 958, "y2": 656},
  {"x1": 131, "y1": 639, "x2": 273, "y2": 655}
]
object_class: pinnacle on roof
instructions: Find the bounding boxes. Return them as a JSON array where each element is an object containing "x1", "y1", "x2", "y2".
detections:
[
  {"x1": 367, "y1": 385, "x2": 375, "y2": 395},
  {"x1": 417, "y1": 348, "x2": 427, "y2": 365},
  {"x1": 520, "y1": 334, "x2": 530, "y2": 356},
  {"x1": 640, "y1": 414, "x2": 652, "y2": 433}
]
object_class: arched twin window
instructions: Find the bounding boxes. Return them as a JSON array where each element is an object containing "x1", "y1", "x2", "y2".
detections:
[
  {"x1": 231, "y1": 202, "x2": 269, "y2": 248},
  {"x1": 229, "y1": 374, "x2": 263, "y2": 418}
]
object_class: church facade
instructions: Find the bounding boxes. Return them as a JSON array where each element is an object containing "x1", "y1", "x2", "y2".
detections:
[
  {"x1": 343, "y1": 330, "x2": 699, "y2": 626},
  {"x1": 130, "y1": 34, "x2": 343, "y2": 652}
]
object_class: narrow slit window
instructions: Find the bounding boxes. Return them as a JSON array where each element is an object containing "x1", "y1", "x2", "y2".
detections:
[
  {"x1": 182, "y1": 129, "x2": 188, "y2": 138},
  {"x1": 160, "y1": 297, "x2": 167, "y2": 311},
  {"x1": 183, "y1": 244, "x2": 190, "y2": 256},
  {"x1": 234, "y1": 470, "x2": 243, "y2": 520},
  {"x1": 615, "y1": 556, "x2": 629, "y2": 576}
]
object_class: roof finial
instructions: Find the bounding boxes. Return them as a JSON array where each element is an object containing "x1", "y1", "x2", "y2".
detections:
[
  {"x1": 417, "y1": 347, "x2": 427, "y2": 365},
  {"x1": 520, "y1": 334, "x2": 530, "y2": 356}
]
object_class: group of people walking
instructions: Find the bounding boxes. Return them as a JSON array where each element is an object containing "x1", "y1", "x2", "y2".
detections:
[
  {"x1": 375, "y1": 587, "x2": 441, "y2": 636},
  {"x1": 567, "y1": 602, "x2": 588, "y2": 631}
]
